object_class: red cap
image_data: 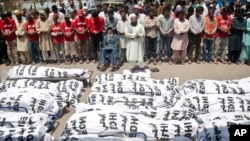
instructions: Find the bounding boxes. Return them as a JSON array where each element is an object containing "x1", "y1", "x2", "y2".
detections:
[{"x1": 78, "y1": 9, "x2": 84, "y2": 17}]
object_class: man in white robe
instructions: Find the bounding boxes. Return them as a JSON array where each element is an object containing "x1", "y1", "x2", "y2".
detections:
[
  {"x1": 15, "y1": 10, "x2": 30, "y2": 64},
  {"x1": 125, "y1": 14, "x2": 145, "y2": 73},
  {"x1": 117, "y1": 10, "x2": 129, "y2": 64}
]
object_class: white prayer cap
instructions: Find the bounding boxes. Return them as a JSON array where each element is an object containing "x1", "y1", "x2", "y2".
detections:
[
  {"x1": 134, "y1": 4, "x2": 140, "y2": 9},
  {"x1": 130, "y1": 13, "x2": 137, "y2": 18},
  {"x1": 175, "y1": 5, "x2": 182, "y2": 13}
]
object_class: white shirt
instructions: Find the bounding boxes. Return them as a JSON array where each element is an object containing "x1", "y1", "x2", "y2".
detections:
[
  {"x1": 125, "y1": 2, "x2": 135, "y2": 14},
  {"x1": 48, "y1": 12, "x2": 65, "y2": 22},
  {"x1": 99, "y1": 11, "x2": 109, "y2": 20},
  {"x1": 117, "y1": 19, "x2": 129, "y2": 34},
  {"x1": 202, "y1": 3, "x2": 208, "y2": 16},
  {"x1": 114, "y1": 12, "x2": 129, "y2": 21}
]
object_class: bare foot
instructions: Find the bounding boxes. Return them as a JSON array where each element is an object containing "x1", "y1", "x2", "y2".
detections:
[
  {"x1": 130, "y1": 68, "x2": 135, "y2": 73},
  {"x1": 141, "y1": 68, "x2": 146, "y2": 72}
]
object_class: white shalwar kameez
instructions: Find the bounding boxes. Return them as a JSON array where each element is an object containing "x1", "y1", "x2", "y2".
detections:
[{"x1": 125, "y1": 23, "x2": 145, "y2": 69}]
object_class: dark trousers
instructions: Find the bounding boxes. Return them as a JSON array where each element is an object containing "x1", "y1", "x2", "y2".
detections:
[
  {"x1": 188, "y1": 33, "x2": 202, "y2": 61},
  {"x1": 0, "y1": 37, "x2": 8, "y2": 62},
  {"x1": 228, "y1": 51, "x2": 241, "y2": 63},
  {"x1": 91, "y1": 33, "x2": 103, "y2": 60},
  {"x1": 202, "y1": 39, "x2": 214, "y2": 62},
  {"x1": 145, "y1": 36, "x2": 157, "y2": 59},
  {"x1": 159, "y1": 36, "x2": 173, "y2": 60}
]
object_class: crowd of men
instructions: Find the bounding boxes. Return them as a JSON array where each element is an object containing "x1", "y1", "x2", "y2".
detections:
[{"x1": 0, "y1": 0, "x2": 250, "y2": 72}]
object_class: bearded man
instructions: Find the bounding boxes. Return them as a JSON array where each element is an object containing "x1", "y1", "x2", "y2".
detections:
[{"x1": 125, "y1": 14, "x2": 145, "y2": 73}]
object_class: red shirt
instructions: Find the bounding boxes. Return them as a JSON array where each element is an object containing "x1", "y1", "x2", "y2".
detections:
[
  {"x1": 89, "y1": 16, "x2": 104, "y2": 34},
  {"x1": 24, "y1": 19, "x2": 39, "y2": 41},
  {"x1": 74, "y1": 17, "x2": 89, "y2": 40},
  {"x1": 203, "y1": 15, "x2": 217, "y2": 39},
  {"x1": 51, "y1": 22, "x2": 64, "y2": 44},
  {"x1": 61, "y1": 21, "x2": 75, "y2": 42},
  {"x1": 0, "y1": 20, "x2": 3, "y2": 36},
  {"x1": 2, "y1": 19, "x2": 16, "y2": 41},
  {"x1": 216, "y1": 15, "x2": 232, "y2": 38}
]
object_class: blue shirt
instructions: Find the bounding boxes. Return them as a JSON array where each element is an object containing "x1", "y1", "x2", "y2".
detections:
[{"x1": 103, "y1": 34, "x2": 118, "y2": 49}]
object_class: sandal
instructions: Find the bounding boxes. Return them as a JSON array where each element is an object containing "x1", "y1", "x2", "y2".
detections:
[
  {"x1": 141, "y1": 68, "x2": 146, "y2": 73},
  {"x1": 100, "y1": 64, "x2": 105, "y2": 71},
  {"x1": 130, "y1": 68, "x2": 135, "y2": 73}
]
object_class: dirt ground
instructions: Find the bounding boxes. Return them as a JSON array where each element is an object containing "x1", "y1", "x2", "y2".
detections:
[{"x1": 0, "y1": 62, "x2": 250, "y2": 139}]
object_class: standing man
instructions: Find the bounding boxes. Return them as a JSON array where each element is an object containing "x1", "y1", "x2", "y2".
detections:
[
  {"x1": 171, "y1": 10, "x2": 190, "y2": 65},
  {"x1": 89, "y1": 10, "x2": 105, "y2": 63},
  {"x1": 48, "y1": 5, "x2": 65, "y2": 23},
  {"x1": 1, "y1": 13, "x2": 18, "y2": 66},
  {"x1": 69, "y1": 9, "x2": 77, "y2": 22},
  {"x1": 83, "y1": 6, "x2": 91, "y2": 19},
  {"x1": 67, "y1": 0, "x2": 77, "y2": 14},
  {"x1": 188, "y1": 6, "x2": 205, "y2": 64},
  {"x1": 105, "y1": 10, "x2": 118, "y2": 34},
  {"x1": 202, "y1": 7, "x2": 217, "y2": 64},
  {"x1": 99, "y1": 3, "x2": 109, "y2": 20},
  {"x1": 51, "y1": 14, "x2": 66, "y2": 65},
  {"x1": 228, "y1": 9, "x2": 246, "y2": 65},
  {"x1": 158, "y1": 6, "x2": 174, "y2": 65},
  {"x1": 214, "y1": 7, "x2": 232, "y2": 64},
  {"x1": 15, "y1": 10, "x2": 30, "y2": 65},
  {"x1": 143, "y1": 8, "x2": 159, "y2": 65},
  {"x1": 75, "y1": 9, "x2": 90, "y2": 64},
  {"x1": 117, "y1": 10, "x2": 129, "y2": 64},
  {"x1": 25, "y1": 12, "x2": 44, "y2": 65},
  {"x1": 125, "y1": 0, "x2": 136, "y2": 14},
  {"x1": 155, "y1": 1, "x2": 163, "y2": 16},
  {"x1": 129, "y1": 5, "x2": 145, "y2": 24},
  {"x1": 125, "y1": 14, "x2": 145, "y2": 73},
  {"x1": 115, "y1": 3, "x2": 125, "y2": 20},
  {"x1": 60, "y1": 3, "x2": 66, "y2": 14},
  {"x1": 143, "y1": 1, "x2": 153, "y2": 15},
  {"x1": 0, "y1": 14, "x2": 9, "y2": 65},
  {"x1": 36, "y1": 10, "x2": 55, "y2": 64},
  {"x1": 61, "y1": 14, "x2": 77, "y2": 65}
]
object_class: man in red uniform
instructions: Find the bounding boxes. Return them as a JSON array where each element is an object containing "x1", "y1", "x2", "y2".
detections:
[
  {"x1": 89, "y1": 10, "x2": 105, "y2": 63},
  {"x1": 61, "y1": 14, "x2": 77, "y2": 65},
  {"x1": 75, "y1": 9, "x2": 90, "y2": 64},
  {"x1": 1, "y1": 13, "x2": 18, "y2": 66},
  {"x1": 0, "y1": 14, "x2": 9, "y2": 65},
  {"x1": 51, "y1": 14, "x2": 66, "y2": 65},
  {"x1": 214, "y1": 7, "x2": 232, "y2": 64},
  {"x1": 24, "y1": 12, "x2": 44, "y2": 65}
]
